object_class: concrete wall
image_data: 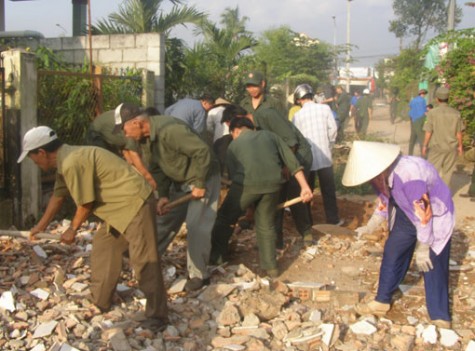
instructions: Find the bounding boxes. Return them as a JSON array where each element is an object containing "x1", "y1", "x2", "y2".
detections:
[
  {"x1": 2, "y1": 49, "x2": 41, "y2": 227},
  {"x1": 27, "y1": 33, "x2": 165, "y2": 112}
]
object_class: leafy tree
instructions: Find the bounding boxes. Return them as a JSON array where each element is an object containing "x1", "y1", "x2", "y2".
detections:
[
  {"x1": 35, "y1": 47, "x2": 142, "y2": 144},
  {"x1": 91, "y1": 0, "x2": 205, "y2": 35},
  {"x1": 389, "y1": 0, "x2": 462, "y2": 49},
  {"x1": 253, "y1": 26, "x2": 335, "y2": 91},
  {"x1": 174, "y1": 7, "x2": 257, "y2": 101},
  {"x1": 426, "y1": 28, "x2": 475, "y2": 142},
  {"x1": 164, "y1": 37, "x2": 187, "y2": 105},
  {"x1": 91, "y1": 0, "x2": 206, "y2": 107},
  {"x1": 376, "y1": 48, "x2": 425, "y2": 119}
]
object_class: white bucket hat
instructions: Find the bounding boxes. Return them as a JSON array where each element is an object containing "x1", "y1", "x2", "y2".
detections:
[
  {"x1": 342, "y1": 141, "x2": 401, "y2": 186},
  {"x1": 17, "y1": 126, "x2": 58, "y2": 163}
]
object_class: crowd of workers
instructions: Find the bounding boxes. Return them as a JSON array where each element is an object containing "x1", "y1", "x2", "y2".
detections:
[{"x1": 17, "y1": 70, "x2": 469, "y2": 330}]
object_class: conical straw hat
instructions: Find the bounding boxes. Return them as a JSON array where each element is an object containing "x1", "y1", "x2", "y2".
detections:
[
  {"x1": 214, "y1": 97, "x2": 231, "y2": 106},
  {"x1": 342, "y1": 141, "x2": 401, "y2": 187}
]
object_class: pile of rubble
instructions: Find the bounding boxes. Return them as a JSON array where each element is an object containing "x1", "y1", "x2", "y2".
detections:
[{"x1": 0, "y1": 216, "x2": 474, "y2": 351}]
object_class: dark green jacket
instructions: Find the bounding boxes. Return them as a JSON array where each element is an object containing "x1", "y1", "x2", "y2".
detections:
[
  {"x1": 227, "y1": 129, "x2": 302, "y2": 194},
  {"x1": 356, "y1": 95, "x2": 373, "y2": 119},
  {"x1": 148, "y1": 115, "x2": 219, "y2": 198},
  {"x1": 336, "y1": 91, "x2": 351, "y2": 120},
  {"x1": 86, "y1": 110, "x2": 139, "y2": 156},
  {"x1": 240, "y1": 94, "x2": 286, "y2": 117},
  {"x1": 253, "y1": 108, "x2": 313, "y2": 171}
]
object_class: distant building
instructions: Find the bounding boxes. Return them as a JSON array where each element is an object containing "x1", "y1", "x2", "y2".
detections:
[{"x1": 337, "y1": 66, "x2": 375, "y2": 93}]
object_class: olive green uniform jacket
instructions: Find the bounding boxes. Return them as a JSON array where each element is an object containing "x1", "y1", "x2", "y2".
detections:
[
  {"x1": 86, "y1": 110, "x2": 140, "y2": 156},
  {"x1": 147, "y1": 115, "x2": 220, "y2": 198}
]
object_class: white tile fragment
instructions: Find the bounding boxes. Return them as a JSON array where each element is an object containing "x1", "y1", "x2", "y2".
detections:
[
  {"x1": 33, "y1": 245, "x2": 48, "y2": 259},
  {"x1": 320, "y1": 323, "x2": 335, "y2": 346},
  {"x1": 439, "y1": 328, "x2": 459, "y2": 347},
  {"x1": 466, "y1": 340, "x2": 475, "y2": 351},
  {"x1": 33, "y1": 320, "x2": 58, "y2": 339},
  {"x1": 31, "y1": 344, "x2": 46, "y2": 351},
  {"x1": 350, "y1": 320, "x2": 377, "y2": 335},
  {"x1": 31, "y1": 288, "x2": 50, "y2": 300},
  {"x1": 421, "y1": 325, "x2": 437, "y2": 344},
  {"x1": 71, "y1": 282, "x2": 88, "y2": 292},
  {"x1": 223, "y1": 345, "x2": 246, "y2": 351},
  {"x1": 59, "y1": 344, "x2": 80, "y2": 351},
  {"x1": 168, "y1": 278, "x2": 187, "y2": 294},
  {"x1": 0, "y1": 291, "x2": 16, "y2": 312}
]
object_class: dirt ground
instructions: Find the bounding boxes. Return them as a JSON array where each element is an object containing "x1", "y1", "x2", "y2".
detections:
[{"x1": 199, "y1": 98, "x2": 475, "y2": 327}]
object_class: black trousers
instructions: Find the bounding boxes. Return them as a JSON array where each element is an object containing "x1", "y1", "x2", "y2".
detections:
[
  {"x1": 275, "y1": 169, "x2": 313, "y2": 248},
  {"x1": 309, "y1": 166, "x2": 340, "y2": 224}
]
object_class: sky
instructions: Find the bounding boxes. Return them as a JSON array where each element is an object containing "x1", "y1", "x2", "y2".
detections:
[{"x1": 5, "y1": 0, "x2": 475, "y2": 67}]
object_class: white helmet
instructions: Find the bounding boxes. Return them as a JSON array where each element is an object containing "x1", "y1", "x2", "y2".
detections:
[
  {"x1": 342, "y1": 141, "x2": 401, "y2": 186},
  {"x1": 293, "y1": 84, "x2": 314, "y2": 105}
]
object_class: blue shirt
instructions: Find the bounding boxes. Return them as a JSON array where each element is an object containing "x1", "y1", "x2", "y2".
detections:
[
  {"x1": 164, "y1": 98, "x2": 206, "y2": 134},
  {"x1": 408, "y1": 95, "x2": 427, "y2": 121}
]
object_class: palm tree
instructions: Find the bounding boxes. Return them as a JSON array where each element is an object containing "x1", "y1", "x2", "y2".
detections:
[
  {"x1": 91, "y1": 0, "x2": 206, "y2": 35},
  {"x1": 190, "y1": 7, "x2": 257, "y2": 98},
  {"x1": 194, "y1": 7, "x2": 256, "y2": 71}
]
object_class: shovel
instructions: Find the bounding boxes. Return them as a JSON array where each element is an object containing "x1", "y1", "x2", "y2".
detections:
[{"x1": 163, "y1": 193, "x2": 194, "y2": 210}]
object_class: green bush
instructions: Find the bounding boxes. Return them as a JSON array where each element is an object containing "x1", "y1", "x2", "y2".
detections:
[{"x1": 35, "y1": 46, "x2": 143, "y2": 145}]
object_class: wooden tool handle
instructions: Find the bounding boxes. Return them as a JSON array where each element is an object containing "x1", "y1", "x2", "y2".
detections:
[
  {"x1": 276, "y1": 196, "x2": 302, "y2": 210},
  {"x1": 163, "y1": 193, "x2": 194, "y2": 210},
  {"x1": 0, "y1": 230, "x2": 60, "y2": 241}
]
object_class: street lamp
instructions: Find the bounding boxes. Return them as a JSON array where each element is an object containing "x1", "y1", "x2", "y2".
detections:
[
  {"x1": 332, "y1": 16, "x2": 337, "y2": 85},
  {"x1": 346, "y1": 0, "x2": 353, "y2": 92},
  {"x1": 56, "y1": 24, "x2": 67, "y2": 37}
]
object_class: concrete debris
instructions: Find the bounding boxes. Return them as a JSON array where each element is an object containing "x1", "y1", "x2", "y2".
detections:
[
  {"x1": 30, "y1": 288, "x2": 50, "y2": 300},
  {"x1": 349, "y1": 320, "x2": 377, "y2": 335},
  {"x1": 421, "y1": 324, "x2": 438, "y2": 344},
  {"x1": 0, "y1": 211, "x2": 473, "y2": 351},
  {"x1": 32, "y1": 320, "x2": 58, "y2": 338},
  {"x1": 0, "y1": 291, "x2": 16, "y2": 312},
  {"x1": 466, "y1": 340, "x2": 475, "y2": 351},
  {"x1": 32, "y1": 245, "x2": 48, "y2": 259},
  {"x1": 440, "y1": 328, "x2": 460, "y2": 347}
]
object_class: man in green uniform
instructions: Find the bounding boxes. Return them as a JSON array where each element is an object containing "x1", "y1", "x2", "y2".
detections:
[
  {"x1": 209, "y1": 117, "x2": 313, "y2": 277},
  {"x1": 335, "y1": 85, "x2": 351, "y2": 143},
  {"x1": 355, "y1": 88, "x2": 373, "y2": 136},
  {"x1": 422, "y1": 86, "x2": 463, "y2": 189},
  {"x1": 249, "y1": 107, "x2": 314, "y2": 248},
  {"x1": 116, "y1": 112, "x2": 221, "y2": 292},
  {"x1": 86, "y1": 103, "x2": 157, "y2": 189},
  {"x1": 18, "y1": 126, "x2": 168, "y2": 329},
  {"x1": 240, "y1": 70, "x2": 286, "y2": 118}
]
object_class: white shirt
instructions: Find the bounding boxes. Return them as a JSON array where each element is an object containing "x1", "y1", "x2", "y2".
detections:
[
  {"x1": 206, "y1": 106, "x2": 228, "y2": 142},
  {"x1": 292, "y1": 101, "x2": 337, "y2": 171}
]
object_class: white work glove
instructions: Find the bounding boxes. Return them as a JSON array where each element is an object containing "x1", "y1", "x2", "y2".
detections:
[
  {"x1": 415, "y1": 242, "x2": 433, "y2": 272},
  {"x1": 355, "y1": 213, "x2": 385, "y2": 239}
]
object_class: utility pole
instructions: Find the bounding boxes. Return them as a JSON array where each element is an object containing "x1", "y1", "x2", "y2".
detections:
[
  {"x1": 448, "y1": 0, "x2": 456, "y2": 31},
  {"x1": 346, "y1": 0, "x2": 353, "y2": 92},
  {"x1": 332, "y1": 16, "x2": 337, "y2": 86}
]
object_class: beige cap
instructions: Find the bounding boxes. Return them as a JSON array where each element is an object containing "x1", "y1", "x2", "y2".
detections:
[
  {"x1": 342, "y1": 141, "x2": 401, "y2": 186},
  {"x1": 435, "y1": 86, "x2": 449, "y2": 100}
]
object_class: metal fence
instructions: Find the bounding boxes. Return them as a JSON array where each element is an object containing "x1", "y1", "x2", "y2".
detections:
[{"x1": 37, "y1": 68, "x2": 143, "y2": 145}]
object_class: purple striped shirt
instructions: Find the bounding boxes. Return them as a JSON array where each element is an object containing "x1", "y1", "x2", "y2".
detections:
[{"x1": 374, "y1": 155, "x2": 454, "y2": 254}]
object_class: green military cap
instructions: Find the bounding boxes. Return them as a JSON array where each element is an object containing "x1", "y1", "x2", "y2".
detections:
[{"x1": 245, "y1": 71, "x2": 265, "y2": 86}]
